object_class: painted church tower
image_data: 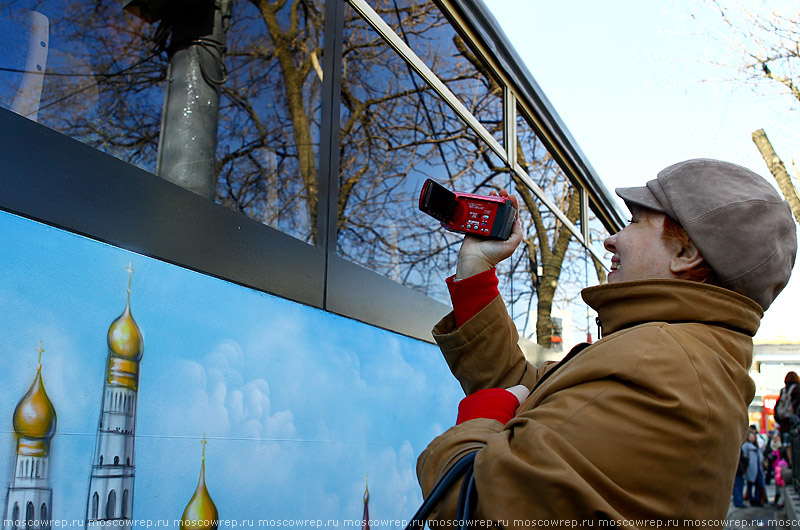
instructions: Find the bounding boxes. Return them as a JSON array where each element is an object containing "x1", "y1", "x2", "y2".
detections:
[
  {"x1": 4, "y1": 342, "x2": 57, "y2": 530},
  {"x1": 86, "y1": 264, "x2": 143, "y2": 525}
]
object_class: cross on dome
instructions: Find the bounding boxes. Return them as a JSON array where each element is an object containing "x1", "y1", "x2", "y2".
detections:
[
  {"x1": 126, "y1": 262, "x2": 134, "y2": 297},
  {"x1": 36, "y1": 340, "x2": 45, "y2": 367}
]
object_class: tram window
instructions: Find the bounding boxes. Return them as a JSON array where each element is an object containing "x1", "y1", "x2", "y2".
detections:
[
  {"x1": 377, "y1": 0, "x2": 504, "y2": 147},
  {"x1": 214, "y1": 0, "x2": 323, "y2": 244},
  {"x1": 515, "y1": 106, "x2": 581, "y2": 224},
  {"x1": 338, "y1": 3, "x2": 509, "y2": 304},
  {"x1": 503, "y1": 106, "x2": 589, "y2": 360},
  {"x1": 505, "y1": 234, "x2": 598, "y2": 364},
  {"x1": 0, "y1": 1, "x2": 323, "y2": 245}
]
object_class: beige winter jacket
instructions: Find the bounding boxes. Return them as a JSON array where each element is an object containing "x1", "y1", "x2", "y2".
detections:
[{"x1": 418, "y1": 279, "x2": 760, "y2": 528}]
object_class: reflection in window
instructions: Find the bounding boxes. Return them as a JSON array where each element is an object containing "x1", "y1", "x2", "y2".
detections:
[
  {"x1": 215, "y1": 0, "x2": 323, "y2": 243},
  {"x1": 509, "y1": 107, "x2": 583, "y2": 352},
  {"x1": 515, "y1": 107, "x2": 578, "y2": 219},
  {"x1": 338, "y1": 3, "x2": 507, "y2": 304},
  {"x1": 0, "y1": 1, "x2": 322, "y2": 244},
  {"x1": 512, "y1": 237, "x2": 597, "y2": 364},
  {"x1": 550, "y1": 317, "x2": 563, "y2": 352},
  {"x1": 382, "y1": 0, "x2": 504, "y2": 145},
  {"x1": 0, "y1": 3, "x2": 163, "y2": 169}
]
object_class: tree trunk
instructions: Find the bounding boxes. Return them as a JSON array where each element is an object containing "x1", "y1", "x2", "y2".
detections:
[
  {"x1": 255, "y1": 0, "x2": 319, "y2": 239},
  {"x1": 533, "y1": 188, "x2": 581, "y2": 349},
  {"x1": 752, "y1": 128, "x2": 800, "y2": 223}
]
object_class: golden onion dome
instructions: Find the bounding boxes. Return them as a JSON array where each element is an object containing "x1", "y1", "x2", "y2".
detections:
[
  {"x1": 107, "y1": 298, "x2": 143, "y2": 360},
  {"x1": 13, "y1": 366, "x2": 57, "y2": 441},
  {"x1": 181, "y1": 460, "x2": 218, "y2": 529}
]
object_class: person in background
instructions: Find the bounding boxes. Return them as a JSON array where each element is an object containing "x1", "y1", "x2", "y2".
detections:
[
  {"x1": 733, "y1": 440, "x2": 747, "y2": 508},
  {"x1": 764, "y1": 431, "x2": 780, "y2": 485},
  {"x1": 774, "y1": 447, "x2": 790, "y2": 508},
  {"x1": 417, "y1": 159, "x2": 797, "y2": 525},
  {"x1": 775, "y1": 372, "x2": 800, "y2": 451},
  {"x1": 742, "y1": 431, "x2": 765, "y2": 506},
  {"x1": 742, "y1": 431, "x2": 764, "y2": 506},
  {"x1": 750, "y1": 425, "x2": 766, "y2": 450}
]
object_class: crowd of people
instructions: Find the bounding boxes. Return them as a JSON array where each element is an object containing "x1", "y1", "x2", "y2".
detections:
[{"x1": 734, "y1": 371, "x2": 800, "y2": 508}]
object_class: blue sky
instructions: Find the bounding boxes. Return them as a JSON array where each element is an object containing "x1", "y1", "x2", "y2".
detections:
[
  {"x1": 484, "y1": 0, "x2": 800, "y2": 342},
  {"x1": 0, "y1": 210, "x2": 462, "y2": 524}
]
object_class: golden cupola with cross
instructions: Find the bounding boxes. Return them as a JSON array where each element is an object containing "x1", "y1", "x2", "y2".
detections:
[
  {"x1": 106, "y1": 263, "x2": 144, "y2": 390},
  {"x1": 181, "y1": 435, "x2": 219, "y2": 529},
  {"x1": 13, "y1": 342, "x2": 57, "y2": 457},
  {"x1": 4, "y1": 342, "x2": 57, "y2": 528}
]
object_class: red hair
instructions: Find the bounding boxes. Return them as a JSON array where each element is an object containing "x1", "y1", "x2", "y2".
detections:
[{"x1": 660, "y1": 216, "x2": 719, "y2": 285}]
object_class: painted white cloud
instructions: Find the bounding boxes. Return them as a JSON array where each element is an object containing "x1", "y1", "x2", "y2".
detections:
[{"x1": 152, "y1": 339, "x2": 297, "y2": 442}]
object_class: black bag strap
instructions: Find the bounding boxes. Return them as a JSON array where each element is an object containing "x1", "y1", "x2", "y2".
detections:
[
  {"x1": 405, "y1": 451, "x2": 478, "y2": 530},
  {"x1": 455, "y1": 459, "x2": 478, "y2": 530}
]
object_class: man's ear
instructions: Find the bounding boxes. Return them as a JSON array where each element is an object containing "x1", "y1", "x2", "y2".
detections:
[{"x1": 670, "y1": 239, "x2": 704, "y2": 274}]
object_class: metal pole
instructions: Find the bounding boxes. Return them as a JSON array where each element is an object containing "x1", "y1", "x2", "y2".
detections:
[{"x1": 155, "y1": 0, "x2": 231, "y2": 199}]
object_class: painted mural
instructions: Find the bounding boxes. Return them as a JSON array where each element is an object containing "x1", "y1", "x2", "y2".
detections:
[{"x1": 0, "y1": 210, "x2": 462, "y2": 528}]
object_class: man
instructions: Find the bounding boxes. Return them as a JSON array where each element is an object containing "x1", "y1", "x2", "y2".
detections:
[{"x1": 417, "y1": 159, "x2": 797, "y2": 527}]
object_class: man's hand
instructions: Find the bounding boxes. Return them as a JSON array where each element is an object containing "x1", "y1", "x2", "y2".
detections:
[{"x1": 455, "y1": 189, "x2": 523, "y2": 280}]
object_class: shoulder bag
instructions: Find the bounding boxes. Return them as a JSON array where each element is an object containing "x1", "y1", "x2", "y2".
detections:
[{"x1": 404, "y1": 451, "x2": 478, "y2": 530}]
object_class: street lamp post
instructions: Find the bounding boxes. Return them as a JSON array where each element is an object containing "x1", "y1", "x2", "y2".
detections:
[{"x1": 124, "y1": 0, "x2": 232, "y2": 200}]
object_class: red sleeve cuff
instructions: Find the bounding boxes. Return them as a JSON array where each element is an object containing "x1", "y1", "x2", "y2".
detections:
[
  {"x1": 456, "y1": 388, "x2": 520, "y2": 425},
  {"x1": 447, "y1": 268, "x2": 499, "y2": 327}
]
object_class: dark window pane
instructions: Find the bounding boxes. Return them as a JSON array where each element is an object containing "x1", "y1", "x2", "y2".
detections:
[
  {"x1": 0, "y1": 1, "x2": 322, "y2": 244},
  {"x1": 338, "y1": 4, "x2": 509, "y2": 304},
  {"x1": 0, "y1": 3, "x2": 164, "y2": 169},
  {"x1": 217, "y1": 0, "x2": 323, "y2": 243},
  {"x1": 371, "y1": 0, "x2": 504, "y2": 146}
]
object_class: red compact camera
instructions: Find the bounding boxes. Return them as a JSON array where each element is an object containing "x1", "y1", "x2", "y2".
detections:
[{"x1": 418, "y1": 179, "x2": 516, "y2": 240}]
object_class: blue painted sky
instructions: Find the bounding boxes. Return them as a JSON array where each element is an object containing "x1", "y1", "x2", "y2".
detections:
[{"x1": 0, "y1": 210, "x2": 462, "y2": 524}]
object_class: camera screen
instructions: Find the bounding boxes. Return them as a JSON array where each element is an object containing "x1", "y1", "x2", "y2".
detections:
[{"x1": 420, "y1": 180, "x2": 457, "y2": 222}]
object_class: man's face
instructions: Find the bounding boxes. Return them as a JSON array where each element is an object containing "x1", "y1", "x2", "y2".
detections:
[{"x1": 604, "y1": 206, "x2": 677, "y2": 284}]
